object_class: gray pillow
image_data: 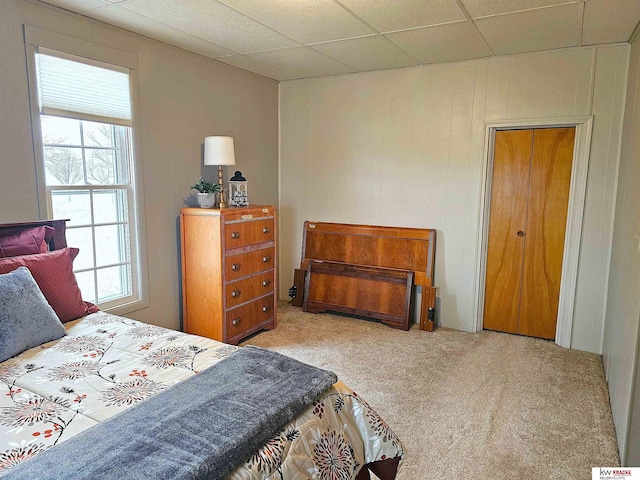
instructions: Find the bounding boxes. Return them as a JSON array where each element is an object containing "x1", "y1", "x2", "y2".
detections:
[{"x1": 0, "y1": 266, "x2": 66, "y2": 362}]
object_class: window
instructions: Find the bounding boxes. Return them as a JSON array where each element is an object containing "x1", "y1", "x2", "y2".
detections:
[{"x1": 31, "y1": 49, "x2": 143, "y2": 311}]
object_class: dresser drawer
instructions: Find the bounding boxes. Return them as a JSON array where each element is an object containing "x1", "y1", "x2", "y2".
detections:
[
  {"x1": 225, "y1": 246, "x2": 275, "y2": 281},
  {"x1": 226, "y1": 294, "x2": 275, "y2": 338},
  {"x1": 224, "y1": 218, "x2": 274, "y2": 250},
  {"x1": 222, "y1": 206, "x2": 274, "y2": 222},
  {"x1": 225, "y1": 270, "x2": 274, "y2": 308}
]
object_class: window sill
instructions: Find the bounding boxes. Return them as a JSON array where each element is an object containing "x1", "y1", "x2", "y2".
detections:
[{"x1": 101, "y1": 297, "x2": 149, "y2": 317}]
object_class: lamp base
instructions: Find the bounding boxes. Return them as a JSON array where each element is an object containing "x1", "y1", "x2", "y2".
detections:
[{"x1": 217, "y1": 165, "x2": 228, "y2": 208}]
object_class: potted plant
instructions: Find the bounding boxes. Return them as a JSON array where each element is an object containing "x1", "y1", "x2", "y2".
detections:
[{"x1": 191, "y1": 178, "x2": 221, "y2": 208}]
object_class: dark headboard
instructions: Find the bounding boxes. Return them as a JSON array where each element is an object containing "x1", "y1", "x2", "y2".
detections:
[{"x1": 0, "y1": 219, "x2": 69, "y2": 251}]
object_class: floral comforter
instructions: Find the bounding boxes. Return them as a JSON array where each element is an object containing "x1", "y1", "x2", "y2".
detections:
[{"x1": 0, "y1": 312, "x2": 404, "y2": 479}]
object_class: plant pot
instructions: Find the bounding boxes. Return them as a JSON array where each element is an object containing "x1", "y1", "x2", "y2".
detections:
[{"x1": 196, "y1": 193, "x2": 216, "y2": 208}]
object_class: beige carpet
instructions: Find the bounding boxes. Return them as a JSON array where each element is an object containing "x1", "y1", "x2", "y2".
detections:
[{"x1": 241, "y1": 302, "x2": 619, "y2": 480}]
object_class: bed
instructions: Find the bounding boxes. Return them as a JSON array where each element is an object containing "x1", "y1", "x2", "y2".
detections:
[{"x1": 0, "y1": 220, "x2": 404, "y2": 479}]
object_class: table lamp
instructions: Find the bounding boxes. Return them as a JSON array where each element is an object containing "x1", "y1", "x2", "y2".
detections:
[{"x1": 204, "y1": 136, "x2": 235, "y2": 208}]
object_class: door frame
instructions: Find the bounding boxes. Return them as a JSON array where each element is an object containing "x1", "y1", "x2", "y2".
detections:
[{"x1": 474, "y1": 116, "x2": 593, "y2": 348}]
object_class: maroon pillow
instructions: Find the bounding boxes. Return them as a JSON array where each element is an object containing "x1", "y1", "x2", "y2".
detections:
[
  {"x1": 0, "y1": 226, "x2": 55, "y2": 257},
  {"x1": 41, "y1": 226, "x2": 55, "y2": 252},
  {"x1": 0, "y1": 248, "x2": 97, "y2": 322}
]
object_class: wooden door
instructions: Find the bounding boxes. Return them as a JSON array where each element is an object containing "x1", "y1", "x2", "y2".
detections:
[
  {"x1": 483, "y1": 127, "x2": 575, "y2": 340},
  {"x1": 483, "y1": 130, "x2": 533, "y2": 334}
]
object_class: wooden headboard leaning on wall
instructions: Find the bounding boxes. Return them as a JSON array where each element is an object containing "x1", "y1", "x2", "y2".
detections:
[
  {"x1": 0, "y1": 219, "x2": 69, "y2": 251},
  {"x1": 291, "y1": 221, "x2": 437, "y2": 331}
]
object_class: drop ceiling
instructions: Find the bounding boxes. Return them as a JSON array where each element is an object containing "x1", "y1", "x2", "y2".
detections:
[{"x1": 40, "y1": 0, "x2": 640, "y2": 81}]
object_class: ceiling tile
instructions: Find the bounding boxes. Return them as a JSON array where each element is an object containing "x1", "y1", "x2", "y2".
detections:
[
  {"x1": 337, "y1": 0, "x2": 466, "y2": 33},
  {"x1": 42, "y1": 0, "x2": 110, "y2": 12},
  {"x1": 249, "y1": 46, "x2": 356, "y2": 78},
  {"x1": 459, "y1": 0, "x2": 577, "y2": 19},
  {"x1": 218, "y1": 0, "x2": 374, "y2": 44},
  {"x1": 310, "y1": 35, "x2": 419, "y2": 71},
  {"x1": 120, "y1": 0, "x2": 298, "y2": 54},
  {"x1": 86, "y1": 5, "x2": 235, "y2": 58},
  {"x1": 217, "y1": 55, "x2": 301, "y2": 81},
  {"x1": 475, "y1": 3, "x2": 581, "y2": 55},
  {"x1": 385, "y1": 21, "x2": 492, "y2": 64},
  {"x1": 37, "y1": 0, "x2": 640, "y2": 84},
  {"x1": 582, "y1": 0, "x2": 640, "y2": 45}
]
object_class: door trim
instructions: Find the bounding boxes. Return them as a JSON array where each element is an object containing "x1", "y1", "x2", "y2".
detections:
[{"x1": 474, "y1": 116, "x2": 593, "y2": 348}]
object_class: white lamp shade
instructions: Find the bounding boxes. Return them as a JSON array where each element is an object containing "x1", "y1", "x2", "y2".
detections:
[{"x1": 204, "y1": 136, "x2": 235, "y2": 166}]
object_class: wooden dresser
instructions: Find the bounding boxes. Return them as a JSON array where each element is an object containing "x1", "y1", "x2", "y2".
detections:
[{"x1": 180, "y1": 205, "x2": 276, "y2": 344}]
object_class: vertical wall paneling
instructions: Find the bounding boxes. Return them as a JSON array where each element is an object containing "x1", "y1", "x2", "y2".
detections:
[
  {"x1": 578, "y1": 49, "x2": 597, "y2": 115},
  {"x1": 484, "y1": 57, "x2": 510, "y2": 120},
  {"x1": 603, "y1": 35, "x2": 640, "y2": 465},
  {"x1": 0, "y1": 3, "x2": 47, "y2": 220},
  {"x1": 279, "y1": 45, "x2": 629, "y2": 352},
  {"x1": 506, "y1": 56, "x2": 541, "y2": 119},
  {"x1": 467, "y1": 62, "x2": 489, "y2": 313},
  {"x1": 310, "y1": 79, "x2": 324, "y2": 221},
  {"x1": 576, "y1": 47, "x2": 616, "y2": 350},
  {"x1": 443, "y1": 62, "x2": 481, "y2": 327},
  {"x1": 279, "y1": 80, "x2": 309, "y2": 288},
  {"x1": 572, "y1": 46, "x2": 629, "y2": 352}
]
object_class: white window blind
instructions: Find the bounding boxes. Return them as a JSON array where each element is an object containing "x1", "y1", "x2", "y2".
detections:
[{"x1": 35, "y1": 49, "x2": 132, "y2": 126}]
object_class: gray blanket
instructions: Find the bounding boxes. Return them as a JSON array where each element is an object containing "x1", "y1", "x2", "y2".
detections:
[{"x1": 6, "y1": 346, "x2": 337, "y2": 480}]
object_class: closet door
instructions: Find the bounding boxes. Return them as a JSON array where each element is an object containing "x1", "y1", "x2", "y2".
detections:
[
  {"x1": 483, "y1": 130, "x2": 533, "y2": 334},
  {"x1": 483, "y1": 127, "x2": 574, "y2": 340},
  {"x1": 519, "y1": 128, "x2": 575, "y2": 339}
]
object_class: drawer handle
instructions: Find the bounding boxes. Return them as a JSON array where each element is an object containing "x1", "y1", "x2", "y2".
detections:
[
  {"x1": 232, "y1": 317, "x2": 241, "y2": 325},
  {"x1": 262, "y1": 256, "x2": 271, "y2": 263},
  {"x1": 231, "y1": 232, "x2": 241, "y2": 239},
  {"x1": 262, "y1": 227, "x2": 271, "y2": 234},
  {"x1": 231, "y1": 263, "x2": 241, "y2": 271},
  {"x1": 262, "y1": 280, "x2": 271, "y2": 287},
  {"x1": 231, "y1": 290, "x2": 241, "y2": 297},
  {"x1": 262, "y1": 306, "x2": 271, "y2": 312}
]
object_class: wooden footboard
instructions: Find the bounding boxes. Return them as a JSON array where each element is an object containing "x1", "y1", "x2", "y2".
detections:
[{"x1": 303, "y1": 261, "x2": 414, "y2": 330}]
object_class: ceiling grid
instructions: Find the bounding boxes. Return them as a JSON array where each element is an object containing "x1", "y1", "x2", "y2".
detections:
[{"x1": 40, "y1": 0, "x2": 640, "y2": 81}]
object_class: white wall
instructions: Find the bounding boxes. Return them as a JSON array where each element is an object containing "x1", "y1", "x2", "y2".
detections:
[
  {"x1": 603, "y1": 31, "x2": 640, "y2": 465},
  {"x1": 0, "y1": 0, "x2": 278, "y2": 330},
  {"x1": 279, "y1": 45, "x2": 629, "y2": 353}
]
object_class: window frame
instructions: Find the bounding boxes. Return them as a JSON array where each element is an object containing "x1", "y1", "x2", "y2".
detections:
[{"x1": 24, "y1": 26, "x2": 149, "y2": 316}]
